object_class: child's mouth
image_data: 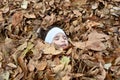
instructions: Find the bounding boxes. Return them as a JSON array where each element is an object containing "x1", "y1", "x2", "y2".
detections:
[{"x1": 60, "y1": 44, "x2": 67, "y2": 48}]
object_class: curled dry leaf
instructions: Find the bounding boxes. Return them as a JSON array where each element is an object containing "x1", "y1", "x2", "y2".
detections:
[
  {"x1": 7, "y1": 63, "x2": 17, "y2": 68},
  {"x1": 0, "y1": 11, "x2": 4, "y2": 22},
  {"x1": 73, "y1": 41, "x2": 86, "y2": 49},
  {"x1": 86, "y1": 40, "x2": 106, "y2": 51},
  {"x1": 0, "y1": 52, "x2": 3, "y2": 61},
  {"x1": 36, "y1": 61, "x2": 47, "y2": 71},
  {"x1": 43, "y1": 44, "x2": 63, "y2": 55},
  {"x1": 24, "y1": 13, "x2": 36, "y2": 18},
  {"x1": 0, "y1": 71, "x2": 10, "y2": 80},
  {"x1": 27, "y1": 59, "x2": 36, "y2": 72},
  {"x1": 81, "y1": 54, "x2": 95, "y2": 60},
  {"x1": 0, "y1": 5, "x2": 9, "y2": 13},
  {"x1": 87, "y1": 66, "x2": 99, "y2": 75},
  {"x1": 112, "y1": 0, "x2": 120, "y2": 2},
  {"x1": 88, "y1": 30, "x2": 109, "y2": 41},
  {"x1": 71, "y1": 0, "x2": 87, "y2": 7},
  {"x1": 53, "y1": 64, "x2": 65, "y2": 73},
  {"x1": 96, "y1": 63, "x2": 106, "y2": 80},
  {"x1": 71, "y1": 73, "x2": 84, "y2": 78},
  {"x1": 86, "y1": 21, "x2": 101, "y2": 30},
  {"x1": 114, "y1": 57, "x2": 120, "y2": 65},
  {"x1": 62, "y1": 75, "x2": 71, "y2": 80},
  {"x1": 12, "y1": 11, "x2": 23, "y2": 26},
  {"x1": 0, "y1": 0, "x2": 120, "y2": 80}
]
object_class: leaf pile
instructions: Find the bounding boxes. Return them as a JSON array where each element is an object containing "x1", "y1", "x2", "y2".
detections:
[{"x1": 0, "y1": 0, "x2": 120, "y2": 80}]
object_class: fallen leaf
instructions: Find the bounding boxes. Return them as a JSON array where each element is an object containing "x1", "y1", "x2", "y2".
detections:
[
  {"x1": 104, "y1": 63, "x2": 112, "y2": 70},
  {"x1": 60, "y1": 56, "x2": 70, "y2": 65},
  {"x1": 28, "y1": 59, "x2": 36, "y2": 72},
  {"x1": 88, "y1": 30, "x2": 109, "y2": 41},
  {"x1": 86, "y1": 40, "x2": 106, "y2": 51},
  {"x1": 7, "y1": 63, "x2": 17, "y2": 68},
  {"x1": 96, "y1": 63, "x2": 106, "y2": 80},
  {"x1": 12, "y1": 11, "x2": 23, "y2": 26},
  {"x1": 24, "y1": 13, "x2": 36, "y2": 18},
  {"x1": 43, "y1": 44, "x2": 63, "y2": 55},
  {"x1": 36, "y1": 61, "x2": 47, "y2": 71},
  {"x1": 73, "y1": 41, "x2": 86, "y2": 49},
  {"x1": 0, "y1": 11, "x2": 4, "y2": 22},
  {"x1": 21, "y1": 0, "x2": 28, "y2": 9},
  {"x1": 114, "y1": 57, "x2": 120, "y2": 65},
  {"x1": 53, "y1": 64, "x2": 65, "y2": 73},
  {"x1": 0, "y1": 52, "x2": 3, "y2": 61},
  {"x1": 62, "y1": 75, "x2": 71, "y2": 80},
  {"x1": 0, "y1": 71, "x2": 10, "y2": 80}
]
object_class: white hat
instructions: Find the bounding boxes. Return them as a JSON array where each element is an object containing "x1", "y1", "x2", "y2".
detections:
[{"x1": 45, "y1": 27, "x2": 66, "y2": 43}]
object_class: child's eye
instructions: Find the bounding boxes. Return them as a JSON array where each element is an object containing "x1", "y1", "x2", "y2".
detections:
[
  {"x1": 63, "y1": 36, "x2": 67, "y2": 40},
  {"x1": 54, "y1": 36, "x2": 59, "y2": 40},
  {"x1": 54, "y1": 38, "x2": 59, "y2": 40}
]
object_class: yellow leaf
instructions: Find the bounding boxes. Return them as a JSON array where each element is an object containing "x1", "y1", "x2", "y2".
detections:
[
  {"x1": 36, "y1": 61, "x2": 47, "y2": 71},
  {"x1": 43, "y1": 44, "x2": 63, "y2": 55},
  {"x1": 60, "y1": 56, "x2": 70, "y2": 65}
]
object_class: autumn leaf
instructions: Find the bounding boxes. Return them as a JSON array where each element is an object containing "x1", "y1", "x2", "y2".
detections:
[
  {"x1": 0, "y1": 11, "x2": 4, "y2": 22},
  {"x1": 43, "y1": 44, "x2": 63, "y2": 55},
  {"x1": 12, "y1": 11, "x2": 23, "y2": 26},
  {"x1": 36, "y1": 61, "x2": 47, "y2": 71}
]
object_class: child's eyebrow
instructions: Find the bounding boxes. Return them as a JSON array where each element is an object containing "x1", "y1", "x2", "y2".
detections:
[{"x1": 54, "y1": 36, "x2": 59, "y2": 38}]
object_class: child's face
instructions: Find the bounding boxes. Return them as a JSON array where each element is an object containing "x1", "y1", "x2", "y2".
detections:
[{"x1": 52, "y1": 33, "x2": 69, "y2": 49}]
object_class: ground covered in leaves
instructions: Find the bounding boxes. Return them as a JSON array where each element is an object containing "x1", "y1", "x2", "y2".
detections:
[{"x1": 0, "y1": 0, "x2": 120, "y2": 80}]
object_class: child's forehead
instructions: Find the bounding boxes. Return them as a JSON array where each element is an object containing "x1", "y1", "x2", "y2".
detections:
[{"x1": 54, "y1": 32, "x2": 66, "y2": 36}]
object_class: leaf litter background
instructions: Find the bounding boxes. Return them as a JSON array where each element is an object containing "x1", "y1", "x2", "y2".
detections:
[{"x1": 0, "y1": 0, "x2": 120, "y2": 80}]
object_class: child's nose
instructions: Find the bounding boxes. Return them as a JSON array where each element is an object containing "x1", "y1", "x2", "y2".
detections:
[{"x1": 61, "y1": 38, "x2": 65, "y2": 42}]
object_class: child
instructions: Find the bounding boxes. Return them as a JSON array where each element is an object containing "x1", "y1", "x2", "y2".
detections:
[{"x1": 45, "y1": 27, "x2": 69, "y2": 49}]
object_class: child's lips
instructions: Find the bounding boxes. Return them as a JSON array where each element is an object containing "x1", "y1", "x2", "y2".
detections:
[{"x1": 60, "y1": 44, "x2": 67, "y2": 48}]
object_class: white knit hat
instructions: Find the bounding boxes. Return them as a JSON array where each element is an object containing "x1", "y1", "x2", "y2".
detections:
[{"x1": 45, "y1": 27, "x2": 66, "y2": 43}]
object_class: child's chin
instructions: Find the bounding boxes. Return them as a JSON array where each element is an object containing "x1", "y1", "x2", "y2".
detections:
[{"x1": 61, "y1": 46, "x2": 68, "y2": 50}]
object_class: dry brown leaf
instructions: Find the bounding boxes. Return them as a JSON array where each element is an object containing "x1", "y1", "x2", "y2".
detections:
[
  {"x1": 88, "y1": 30, "x2": 109, "y2": 41},
  {"x1": 0, "y1": 0, "x2": 119, "y2": 80},
  {"x1": 73, "y1": 10, "x2": 82, "y2": 17},
  {"x1": 53, "y1": 64, "x2": 65, "y2": 73},
  {"x1": 71, "y1": 73, "x2": 84, "y2": 78},
  {"x1": 86, "y1": 40, "x2": 106, "y2": 51},
  {"x1": 112, "y1": 0, "x2": 120, "y2": 2},
  {"x1": 7, "y1": 63, "x2": 17, "y2": 68},
  {"x1": 0, "y1": 52, "x2": 3, "y2": 61},
  {"x1": 73, "y1": 42, "x2": 86, "y2": 49},
  {"x1": 36, "y1": 61, "x2": 47, "y2": 71},
  {"x1": 0, "y1": 11, "x2": 4, "y2": 22},
  {"x1": 71, "y1": 0, "x2": 87, "y2": 7},
  {"x1": 96, "y1": 63, "x2": 106, "y2": 80},
  {"x1": 114, "y1": 57, "x2": 120, "y2": 65},
  {"x1": 12, "y1": 11, "x2": 23, "y2": 26},
  {"x1": 87, "y1": 66, "x2": 99, "y2": 75},
  {"x1": 62, "y1": 75, "x2": 71, "y2": 80},
  {"x1": 13, "y1": 73, "x2": 24, "y2": 80},
  {"x1": 27, "y1": 59, "x2": 36, "y2": 72},
  {"x1": 24, "y1": 13, "x2": 36, "y2": 18},
  {"x1": 0, "y1": 5, "x2": 9, "y2": 13},
  {"x1": 43, "y1": 44, "x2": 63, "y2": 55},
  {"x1": 86, "y1": 21, "x2": 104, "y2": 30},
  {"x1": 116, "y1": 70, "x2": 120, "y2": 76},
  {"x1": 81, "y1": 54, "x2": 95, "y2": 60},
  {"x1": 83, "y1": 60, "x2": 98, "y2": 67},
  {"x1": 35, "y1": 39, "x2": 45, "y2": 51}
]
